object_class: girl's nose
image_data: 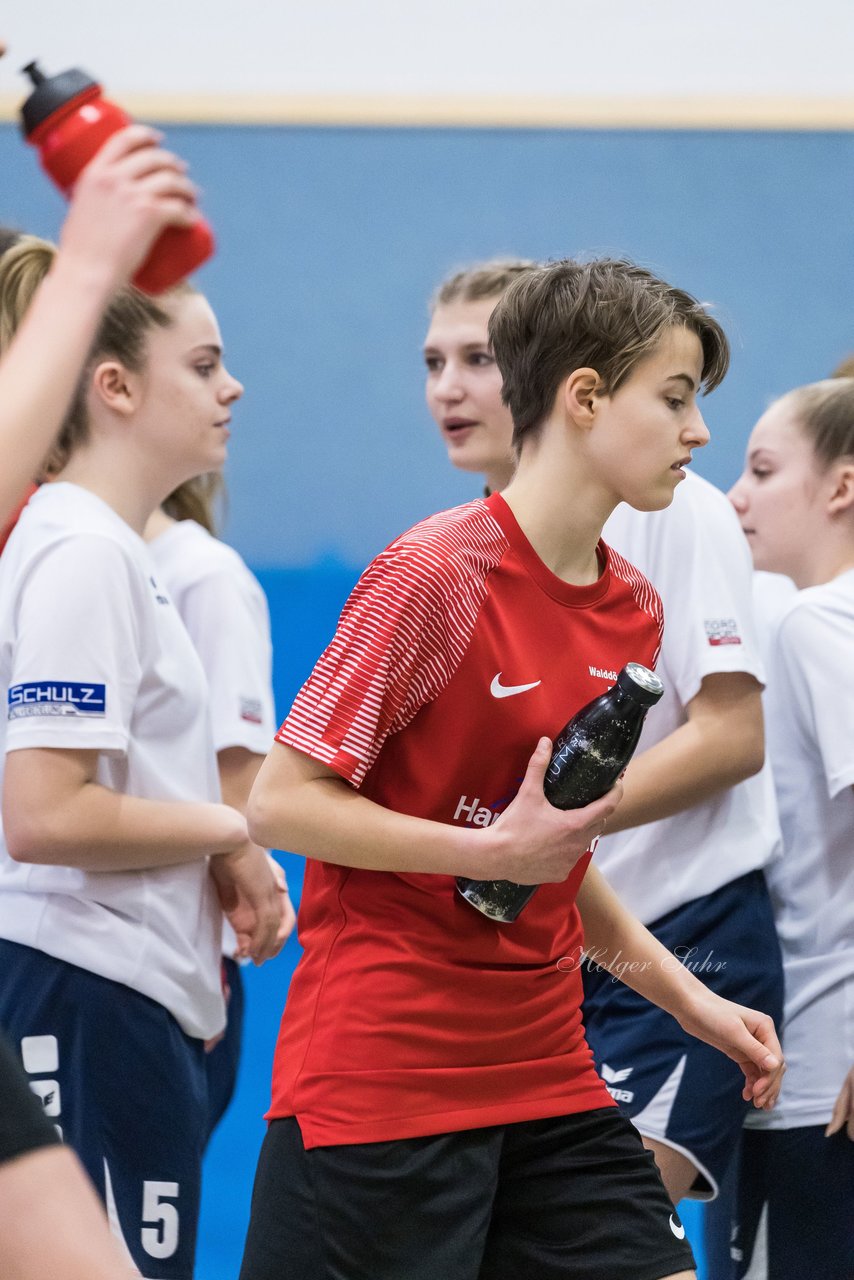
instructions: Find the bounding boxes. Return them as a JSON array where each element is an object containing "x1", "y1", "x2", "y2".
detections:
[
  {"x1": 434, "y1": 363, "x2": 464, "y2": 401},
  {"x1": 727, "y1": 477, "x2": 748, "y2": 513},
  {"x1": 222, "y1": 370, "x2": 244, "y2": 403}
]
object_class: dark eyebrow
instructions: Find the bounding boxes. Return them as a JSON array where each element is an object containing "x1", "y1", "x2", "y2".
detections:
[
  {"x1": 666, "y1": 373, "x2": 698, "y2": 393},
  {"x1": 422, "y1": 341, "x2": 490, "y2": 355}
]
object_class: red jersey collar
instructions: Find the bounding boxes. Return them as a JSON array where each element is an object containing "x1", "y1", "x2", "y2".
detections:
[{"x1": 485, "y1": 491, "x2": 611, "y2": 607}]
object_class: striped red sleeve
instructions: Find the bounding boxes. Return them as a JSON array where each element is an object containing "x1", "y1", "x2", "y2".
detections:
[
  {"x1": 276, "y1": 505, "x2": 507, "y2": 787},
  {"x1": 606, "y1": 545, "x2": 665, "y2": 668}
]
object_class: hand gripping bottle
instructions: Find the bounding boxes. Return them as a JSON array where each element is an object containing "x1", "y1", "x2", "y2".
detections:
[
  {"x1": 19, "y1": 61, "x2": 214, "y2": 294},
  {"x1": 457, "y1": 662, "x2": 664, "y2": 923}
]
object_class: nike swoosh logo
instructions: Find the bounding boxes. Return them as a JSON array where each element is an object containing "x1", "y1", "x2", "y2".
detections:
[
  {"x1": 669, "y1": 1214, "x2": 686, "y2": 1241},
  {"x1": 490, "y1": 673, "x2": 542, "y2": 699}
]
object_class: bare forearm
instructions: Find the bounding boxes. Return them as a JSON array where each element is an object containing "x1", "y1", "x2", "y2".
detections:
[
  {"x1": 249, "y1": 740, "x2": 619, "y2": 884},
  {"x1": 249, "y1": 768, "x2": 479, "y2": 876},
  {"x1": 606, "y1": 676, "x2": 764, "y2": 832},
  {"x1": 578, "y1": 867, "x2": 784, "y2": 1106},
  {"x1": 218, "y1": 747, "x2": 263, "y2": 815},
  {"x1": 0, "y1": 256, "x2": 117, "y2": 518},
  {"x1": 6, "y1": 783, "x2": 245, "y2": 871},
  {"x1": 607, "y1": 722, "x2": 750, "y2": 830},
  {"x1": 577, "y1": 865, "x2": 704, "y2": 1020}
]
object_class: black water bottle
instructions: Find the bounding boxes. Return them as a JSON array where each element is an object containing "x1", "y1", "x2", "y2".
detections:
[{"x1": 457, "y1": 662, "x2": 664, "y2": 923}]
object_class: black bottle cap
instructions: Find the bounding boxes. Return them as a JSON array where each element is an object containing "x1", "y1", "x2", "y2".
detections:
[
  {"x1": 19, "y1": 61, "x2": 100, "y2": 137},
  {"x1": 617, "y1": 662, "x2": 664, "y2": 707}
]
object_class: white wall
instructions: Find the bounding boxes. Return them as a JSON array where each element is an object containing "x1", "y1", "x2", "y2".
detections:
[{"x1": 1, "y1": 0, "x2": 852, "y2": 100}]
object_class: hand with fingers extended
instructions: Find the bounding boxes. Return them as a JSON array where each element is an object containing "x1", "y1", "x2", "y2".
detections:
[
  {"x1": 676, "y1": 988, "x2": 786, "y2": 1110},
  {"x1": 481, "y1": 736, "x2": 622, "y2": 885},
  {"x1": 58, "y1": 124, "x2": 200, "y2": 288},
  {"x1": 210, "y1": 841, "x2": 289, "y2": 965},
  {"x1": 826, "y1": 1066, "x2": 854, "y2": 1141}
]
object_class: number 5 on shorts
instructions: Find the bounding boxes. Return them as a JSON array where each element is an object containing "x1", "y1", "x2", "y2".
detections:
[{"x1": 141, "y1": 1180, "x2": 180, "y2": 1259}]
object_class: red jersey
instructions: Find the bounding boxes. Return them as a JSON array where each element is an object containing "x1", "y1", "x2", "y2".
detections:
[{"x1": 272, "y1": 492, "x2": 663, "y2": 1147}]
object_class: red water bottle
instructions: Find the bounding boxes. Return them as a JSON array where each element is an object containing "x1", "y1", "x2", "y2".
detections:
[{"x1": 19, "y1": 61, "x2": 215, "y2": 295}]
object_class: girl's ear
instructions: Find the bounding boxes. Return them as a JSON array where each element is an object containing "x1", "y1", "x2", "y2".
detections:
[
  {"x1": 562, "y1": 368, "x2": 602, "y2": 427},
  {"x1": 90, "y1": 361, "x2": 138, "y2": 417},
  {"x1": 827, "y1": 461, "x2": 854, "y2": 517}
]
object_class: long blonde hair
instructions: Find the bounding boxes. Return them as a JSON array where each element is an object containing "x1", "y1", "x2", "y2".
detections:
[
  {"x1": 0, "y1": 237, "x2": 192, "y2": 475},
  {"x1": 163, "y1": 474, "x2": 224, "y2": 536},
  {"x1": 0, "y1": 234, "x2": 56, "y2": 352}
]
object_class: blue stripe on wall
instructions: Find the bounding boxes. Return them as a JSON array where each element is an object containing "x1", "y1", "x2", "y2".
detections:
[{"x1": 2, "y1": 123, "x2": 852, "y2": 572}]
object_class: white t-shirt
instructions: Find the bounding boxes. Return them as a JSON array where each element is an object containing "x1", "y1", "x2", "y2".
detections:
[
  {"x1": 147, "y1": 519, "x2": 275, "y2": 757},
  {"x1": 597, "y1": 471, "x2": 781, "y2": 923},
  {"x1": 0, "y1": 484, "x2": 224, "y2": 1040},
  {"x1": 752, "y1": 570, "x2": 798, "y2": 654},
  {"x1": 747, "y1": 571, "x2": 854, "y2": 1129},
  {"x1": 148, "y1": 519, "x2": 276, "y2": 960}
]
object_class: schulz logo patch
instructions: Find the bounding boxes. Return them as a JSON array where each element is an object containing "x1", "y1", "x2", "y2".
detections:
[
  {"x1": 8, "y1": 682, "x2": 107, "y2": 720},
  {"x1": 704, "y1": 617, "x2": 742, "y2": 647}
]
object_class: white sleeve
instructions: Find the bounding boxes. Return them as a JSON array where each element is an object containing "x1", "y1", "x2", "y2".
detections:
[
  {"x1": 6, "y1": 535, "x2": 145, "y2": 755},
  {"x1": 645, "y1": 483, "x2": 765, "y2": 707},
  {"x1": 775, "y1": 602, "x2": 854, "y2": 799},
  {"x1": 176, "y1": 565, "x2": 275, "y2": 755}
]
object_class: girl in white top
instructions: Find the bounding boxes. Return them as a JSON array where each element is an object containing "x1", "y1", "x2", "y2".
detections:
[
  {"x1": 146, "y1": 475, "x2": 296, "y2": 1136},
  {"x1": 0, "y1": 240, "x2": 286, "y2": 1279},
  {"x1": 0, "y1": 97, "x2": 216, "y2": 1280},
  {"x1": 727, "y1": 377, "x2": 854, "y2": 1279}
]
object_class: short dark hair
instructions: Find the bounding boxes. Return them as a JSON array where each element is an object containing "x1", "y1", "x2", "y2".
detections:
[{"x1": 488, "y1": 257, "x2": 730, "y2": 449}]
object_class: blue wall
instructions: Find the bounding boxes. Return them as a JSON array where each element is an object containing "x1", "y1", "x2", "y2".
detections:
[
  {"x1": 3, "y1": 121, "x2": 851, "y2": 1278},
  {"x1": 2, "y1": 123, "x2": 852, "y2": 570}
]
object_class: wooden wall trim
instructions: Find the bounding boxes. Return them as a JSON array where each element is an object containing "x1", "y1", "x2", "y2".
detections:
[{"x1": 1, "y1": 93, "x2": 853, "y2": 130}]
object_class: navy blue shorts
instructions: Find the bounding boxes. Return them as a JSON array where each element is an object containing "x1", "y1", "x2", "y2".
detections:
[
  {"x1": 204, "y1": 955, "x2": 245, "y2": 1142},
  {"x1": 582, "y1": 869, "x2": 784, "y2": 1199},
  {"x1": 240, "y1": 1110, "x2": 696, "y2": 1280},
  {"x1": 707, "y1": 1125, "x2": 854, "y2": 1279},
  {"x1": 0, "y1": 939, "x2": 207, "y2": 1280}
]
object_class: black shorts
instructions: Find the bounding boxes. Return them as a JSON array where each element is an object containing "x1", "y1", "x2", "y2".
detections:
[{"x1": 239, "y1": 1109, "x2": 696, "y2": 1280}]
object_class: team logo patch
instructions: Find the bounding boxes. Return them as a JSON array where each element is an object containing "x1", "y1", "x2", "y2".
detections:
[
  {"x1": 704, "y1": 617, "x2": 742, "y2": 647},
  {"x1": 8, "y1": 681, "x2": 107, "y2": 719},
  {"x1": 29, "y1": 1078, "x2": 61, "y2": 1117},
  {"x1": 240, "y1": 697, "x2": 263, "y2": 724},
  {"x1": 601, "y1": 1063, "x2": 633, "y2": 1084},
  {"x1": 601, "y1": 1062, "x2": 635, "y2": 1103}
]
